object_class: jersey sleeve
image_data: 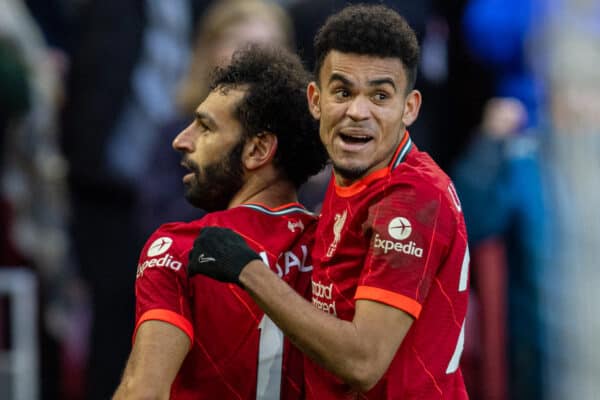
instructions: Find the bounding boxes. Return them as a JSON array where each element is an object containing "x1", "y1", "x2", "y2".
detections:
[
  {"x1": 355, "y1": 182, "x2": 453, "y2": 319},
  {"x1": 133, "y1": 229, "x2": 194, "y2": 343}
]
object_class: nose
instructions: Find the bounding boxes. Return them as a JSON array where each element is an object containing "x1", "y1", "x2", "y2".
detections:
[
  {"x1": 172, "y1": 124, "x2": 195, "y2": 152},
  {"x1": 346, "y1": 95, "x2": 371, "y2": 121}
]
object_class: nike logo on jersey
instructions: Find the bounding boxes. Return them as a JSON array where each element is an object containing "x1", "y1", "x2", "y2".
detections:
[{"x1": 198, "y1": 254, "x2": 216, "y2": 263}]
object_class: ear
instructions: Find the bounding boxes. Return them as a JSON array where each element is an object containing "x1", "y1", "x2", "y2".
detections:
[
  {"x1": 242, "y1": 132, "x2": 278, "y2": 171},
  {"x1": 307, "y1": 81, "x2": 321, "y2": 120},
  {"x1": 402, "y1": 89, "x2": 422, "y2": 127}
]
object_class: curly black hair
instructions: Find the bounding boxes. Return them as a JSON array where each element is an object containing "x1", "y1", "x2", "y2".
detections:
[
  {"x1": 314, "y1": 4, "x2": 420, "y2": 91},
  {"x1": 209, "y1": 44, "x2": 327, "y2": 187}
]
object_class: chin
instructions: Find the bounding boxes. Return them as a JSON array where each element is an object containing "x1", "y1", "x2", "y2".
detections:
[
  {"x1": 332, "y1": 163, "x2": 369, "y2": 182},
  {"x1": 185, "y1": 195, "x2": 226, "y2": 212},
  {"x1": 184, "y1": 183, "x2": 234, "y2": 212}
]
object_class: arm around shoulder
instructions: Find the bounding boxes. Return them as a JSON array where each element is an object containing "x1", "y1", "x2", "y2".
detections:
[{"x1": 239, "y1": 260, "x2": 414, "y2": 392}]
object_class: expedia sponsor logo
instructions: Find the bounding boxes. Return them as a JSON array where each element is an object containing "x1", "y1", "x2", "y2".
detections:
[
  {"x1": 136, "y1": 253, "x2": 182, "y2": 278},
  {"x1": 147, "y1": 237, "x2": 173, "y2": 257},
  {"x1": 372, "y1": 216, "x2": 423, "y2": 258},
  {"x1": 387, "y1": 217, "x2": 412, "y2": 240},
  {"x1": 373, "y1": 234, "x2": 423, "y2": 257}
]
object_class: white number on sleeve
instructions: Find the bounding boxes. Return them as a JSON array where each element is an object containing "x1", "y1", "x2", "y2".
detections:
[
  {"x1": 447, "y1": 245, "x2": 469, "y2": 374},
  {"x1": 256, "y1": 314, "x2": 284, "y2": 399}
]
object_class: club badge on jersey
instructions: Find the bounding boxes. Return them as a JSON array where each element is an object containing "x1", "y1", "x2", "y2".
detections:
[{"x1": 326, "y1": 209, "x2": 347, "y2": 258}]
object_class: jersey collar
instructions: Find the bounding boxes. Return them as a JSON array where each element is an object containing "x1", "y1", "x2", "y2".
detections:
[{"x1": 240, "y1": 202, "x2": 314, "y2": 216}]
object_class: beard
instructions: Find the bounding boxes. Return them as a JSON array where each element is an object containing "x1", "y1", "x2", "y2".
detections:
[
  {"x1": 331, "y1": 162, "x2": 369, "y2": 182},
  {"x1": 183, "y1": 139, "x2": 245, "y2": 212}
]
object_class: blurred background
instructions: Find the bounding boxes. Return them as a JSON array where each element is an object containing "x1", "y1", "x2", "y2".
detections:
[{"x1": 1, "y1": 0, "x2": 599, "y2": 399}]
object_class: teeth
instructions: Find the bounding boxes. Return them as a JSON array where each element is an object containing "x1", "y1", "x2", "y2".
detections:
[
  {"x1": 341, "y1": 133, "x2": 368, "y2": 138},
  {"x1": 340, "y1": 133, "x2": 371, "y2": 142}
]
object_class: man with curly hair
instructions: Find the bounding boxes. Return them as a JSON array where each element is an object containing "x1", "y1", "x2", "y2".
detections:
[
  {"x1": 112, "y1": 44, "x2": 327, "y2": 399},
  {"x1": 189, "y1": 4, "x2": 470, "y2": 399}
]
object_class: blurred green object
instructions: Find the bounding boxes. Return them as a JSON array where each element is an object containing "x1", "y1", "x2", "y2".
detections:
[{"x1": 0, "y1": 37, "x2": 30, "y2": 121}]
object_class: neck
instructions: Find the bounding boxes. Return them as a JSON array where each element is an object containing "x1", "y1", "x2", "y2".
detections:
[{"x1": 228, "y1": 172, "x2": 298, "y2": 209}]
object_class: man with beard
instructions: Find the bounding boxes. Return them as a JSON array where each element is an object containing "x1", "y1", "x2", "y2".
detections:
[
  {"x1": 188, "y1": 5, "x2": 470, "y2": 399},
  {"x1": 112, "y1": 45, "x2": 327, "y2": 400}
]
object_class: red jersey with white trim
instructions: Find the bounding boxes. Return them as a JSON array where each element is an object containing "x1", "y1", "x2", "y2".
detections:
[
  {"x1": 306, "y1": 132, "x2": 470, "y2": 399},
  {"x1": 134, "y1": 203, "x2": 316, "y2": 399}
]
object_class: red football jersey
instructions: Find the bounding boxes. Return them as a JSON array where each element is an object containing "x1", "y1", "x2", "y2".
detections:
[
  {"x1": 306, "y1": 132, "x2": 470, "y2": 399},
  {"x1": 134, "y1": 203, "x2": 316, "y2": 399}
]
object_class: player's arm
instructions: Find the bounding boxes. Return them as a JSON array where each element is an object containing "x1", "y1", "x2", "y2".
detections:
[
  {"x1": 189, "y1": 227, "x2": 413, "y2": 392},
  {"x1": 112, "y1": 320, "x2": 191, "y2": 400},
  {"x1": 242, "y1": 259, "x2": 413, "y2": 392}
]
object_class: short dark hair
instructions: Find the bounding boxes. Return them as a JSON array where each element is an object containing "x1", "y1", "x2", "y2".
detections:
[
  {"x1": 209, "y1": 44, "x2": 327, "y2": 187},
  {"x1": 314, "y1": 4, "x2": 420, "y2": 91}
]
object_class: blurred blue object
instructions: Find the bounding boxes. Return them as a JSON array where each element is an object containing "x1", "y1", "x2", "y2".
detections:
[{"x1": 462, "y1": 0, "x2": 543, "y2": 128}]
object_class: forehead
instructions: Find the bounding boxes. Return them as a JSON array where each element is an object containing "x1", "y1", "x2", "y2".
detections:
[
  {"x1": 319, "y1": 50, "x2": 406, "y2": 88},
  {"x1": 197, "y1": 87, "x2": 246, "y2": 120}
]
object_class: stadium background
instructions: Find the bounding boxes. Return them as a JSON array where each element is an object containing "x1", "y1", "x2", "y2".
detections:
[{"x1": 1, "y1": 0, "x2": 599, "y2": 399}]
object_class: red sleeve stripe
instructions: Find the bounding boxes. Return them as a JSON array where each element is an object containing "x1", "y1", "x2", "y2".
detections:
[
  {"x1": 355, "y1": 286, "x2": 422, "y2": 318},
  {"x1": 133, "y1": 309, "x2": 194, "y2": 344}
]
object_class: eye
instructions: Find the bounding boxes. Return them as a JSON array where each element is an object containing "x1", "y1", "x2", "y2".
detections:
[
  {"x1": 373, "y1": 92, "x2": 388, "y2": 101},
  {"x1": 196, "y1": 121, "x2": 210, "y2": 132},
  {"x1": 334, "y1": 88, "x2": 350, "y2": 100}
]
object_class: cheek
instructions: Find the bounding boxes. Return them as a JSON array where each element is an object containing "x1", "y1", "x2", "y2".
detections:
[
  {"x1": 320, "y1": 104, "x2": 342, "y2": 130},
  {"x1": 380, "y1": 111, "x2": 405, "y2": 136},
  {"x1": 191, "y1": 142, "x2": 217, "y2": 167},
  {"x1": 325, "y1": 101, "x2": 344, "y2": 116},
  {"x1": 319, "y1": 128, "x2": 329, "y2": 146},
  {"x1": 188, "y1": 151, "x2": 205, "y2": 170}
]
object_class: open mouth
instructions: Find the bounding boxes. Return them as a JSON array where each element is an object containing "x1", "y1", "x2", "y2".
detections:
[
  {"x1": 180, "y1": 160, "x2": 198, "y2": 183},
  {"x1": 180, "y1": 158, "x2": 198, "y2": 173},
  {"x1": 339, "y1": 133, "x2": 373, "y2": 144}
]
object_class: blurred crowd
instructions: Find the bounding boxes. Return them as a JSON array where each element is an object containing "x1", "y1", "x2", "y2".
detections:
[{"x1": 0, "y1": 0, "x2": 599, "y2": 399}]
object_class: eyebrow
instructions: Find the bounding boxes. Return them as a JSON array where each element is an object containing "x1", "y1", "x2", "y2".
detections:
[
  {"x1": 328, "y1": 73, "x2": 353, "y2": 87},
  {"x1": 369, "y1": 77, "x2": 397, "y2": 92},
  {"x1": 328, "y1": 73, "x2": 397, "y2": 92}
]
